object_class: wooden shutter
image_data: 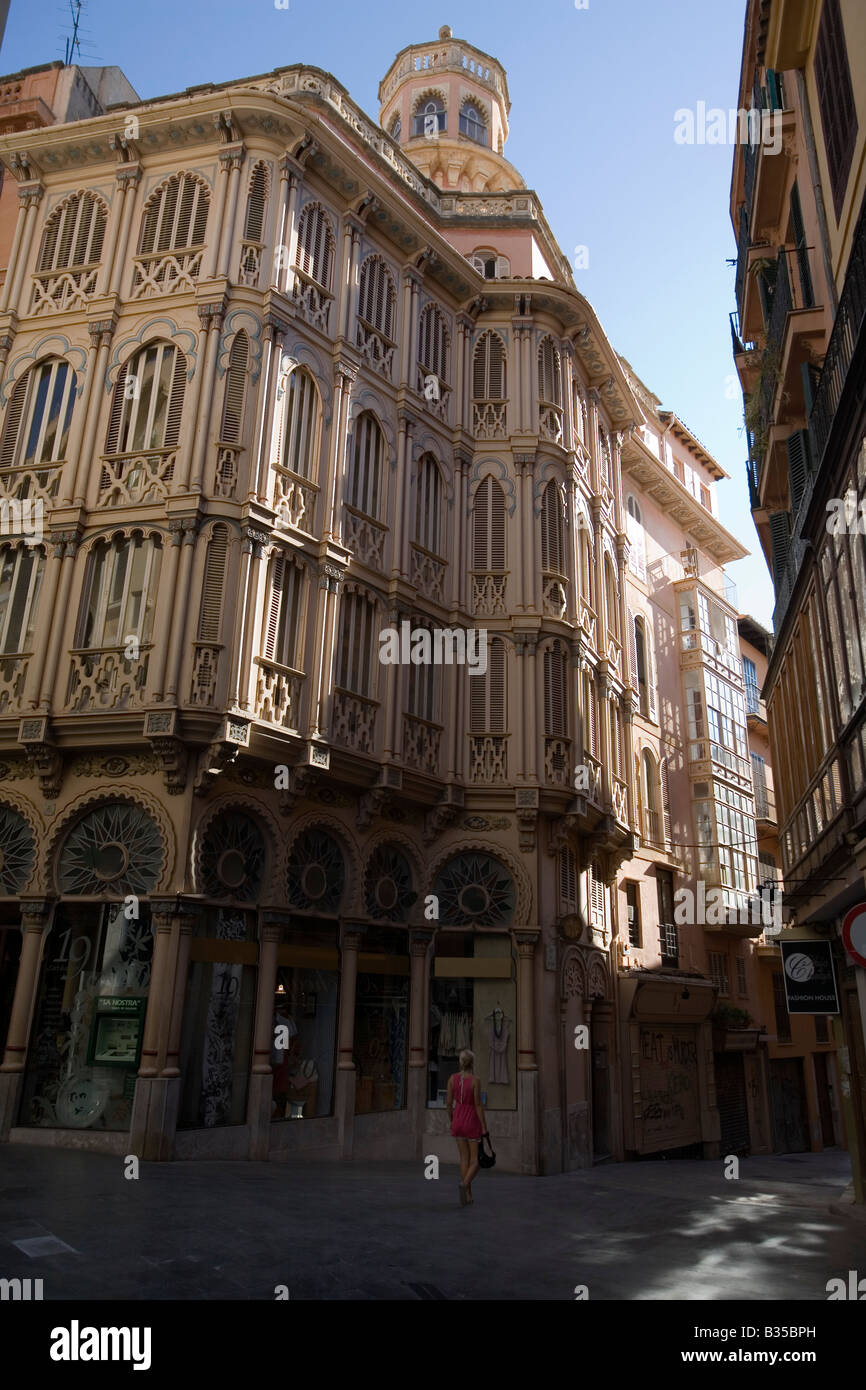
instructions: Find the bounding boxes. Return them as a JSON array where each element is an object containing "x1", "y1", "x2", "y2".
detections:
[
  {"x1": 769, "y1": 511, "x2": 792, "y2": 589},
  {"x1": 263, "y1": 552, "x2": 286, "y2": 661},
  {"x1": 541, "y1": 482, "x2": 561, "y2": 572},
  {"x1": 490, "y1": 481, "x2": 505, "y2": 569},
  {"x1": 661, "y1": 757, "x2": 672, "y2": 845},
  {"x1": 489, "y1": 636, "x2": 505, "y2": 732},
  {"x1": 38, "y1": 206, "x2": 61, "y2": 270},
  {"x1": 472, "y1": 477, "x2": 490, "y2": 569},
  {"x1": 220, "y1": 333, "x2": 248, "y2": 444},
  {"x1": 585, "y1": 672, "x2": 597, "y2": 755},
  {"x1": 544, "y1": 642, "x2": 566, "y2": 736},
  {"x1": 628, "y1": 607, "x2": 639, "y2": 690},
  {"x1": 139, "y1": 187, "x2": 162, "y2": 255},
  {"x1": 0, "y1": 374, "x2": 28, "y2": 469},
  {"x1": 470, "y1": 649, "x2": 487, "y2": 732},
  {"x1": 164, "y1": 349, "x2": 187, "y2": 449},
  {"x1": 786, "y1": 429, "x2": 811, "y2": 514},
  {"x1": 647, "y1": 617, "x2": 658, "y2": 721},
  {"x1": 559, "y1": 846, "x2": 576, "y2": 907},
  {"x1": 814, "y1": 0, "x2": 858, "y2": 218},
  {"x1": 104, "y1": 363, "x2": 129, "y2": 455},
  {"x1": 473, "y1": 331, "x2": 504, "y2": 400},
  {"x1": 244, "y1": 164, "x2": 268, "y2": 242},
  {"x1": 155, "y1": 178, "x2": 179, "y2": 253},
  {"x1": 789, "y1": 182, "x2": 813, "y2": 308},
  {"x1": 197, "y1": 525, "x2": 229, "y2": 642}
]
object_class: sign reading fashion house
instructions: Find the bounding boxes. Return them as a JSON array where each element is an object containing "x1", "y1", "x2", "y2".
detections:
[{"x1": 779, "y1": 940, "x2": 840, "y2": 1015}]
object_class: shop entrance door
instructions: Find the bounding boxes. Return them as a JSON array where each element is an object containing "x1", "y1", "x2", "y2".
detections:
[
  {"x1": 590, "y1": 1001, "x2": 611, "y2": 1163},
  {"x1": 715, "y1": 1052, "x2": 750, "y2": 1155},
  {"x1": 0, "y1": 925, "x2": 21, "y2": 1057},
  {"x1": 769, "y1": 1057, "x2": 808, "y2": 1153}
]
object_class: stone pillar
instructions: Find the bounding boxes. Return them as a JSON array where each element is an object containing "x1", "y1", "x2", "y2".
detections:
[
  {"x1": 23, "y1": 534, "x2": 68, "y2": 707},
  {"x1": 5, "y1": 182, "x2": 43, "y2": 315},
  {"x1": 517, "y1": 457, "x2": 534, "y2": 611},
  {"x1": 455, "y1": 313, "x2": 472, "y2": 429},
  {"x1": 524, "y1": 634, "x2": 538, "y2": 783},
  {"x1": 326, "y1": 361, "x2": 357, "y2": 542},
  {"x1": 38, "y1": 532, "x2": 81, "y2": 709},
  {"x1": 248, "y1": 914, "x2": 284, "y2": 1159},
  {"x1": 105, "y1": 164, "x2": 141, "y2": 294},
  {"x1": 307, "y1": 559, "x2": 344, "y2": 742},
  {"x1": 335, "y1": 924, "x2": 364, "y2": 1157},
  {"x1": 339, "y1": 215, "x2": 362, "y2": 341},
  {"x1": 72, "y1": 321, "x2": 114, "y2": 507},
  {"x1": 253, "y1": 320, "x2": 287, "y2": 501},
  {"x1": 218, "y1": 145, "x2": 245, "y2": 279},
  {"x1": 206, "y1": 143, "x2": 231, "y2": 279},
  {"x1": 0, "y1": 181, "x2": 33, "y2": 312},
  {"x1": 163, "y1": 517, "x2": 200, "y2": 704},
  {"x1": 515, "y1": 929, "x2": 540, "y2": 1174},
  {"x1": 146, "y1": 521, "x2": 184, "y2": 703},
  {"x1": 187, "y1": 301, "x2": 226, "y2": 494},
  {"x1": 407, "y1": 929, "x2": 433, "y2": 1154},
  {"x1": 236, "y1": 529, "x2": 269, "y2": 713},
  {"x1": 137, "y1": 899, "x2": 201, "y2": 1161},
  {"x1": 59, "y1": 325, "x2": 99, "y2": 506},
  {"x1": 0, "y1": 900, "x2": 52, "y2": 1137}
]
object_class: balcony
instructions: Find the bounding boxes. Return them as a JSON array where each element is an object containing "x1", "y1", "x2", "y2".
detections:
[
  {"x1": 469, "y1": 734, "x2": 507, "y2": 784},
  {"x1": 750, "y1": 109, "x2": 796, "y2": 236},
  {"x1": 356, "y1": 316, "x2": 396, "y2": 379},
  {"x1": 402, "y1": 713, "x2": 442, "y2": 774},
  {"x1": 538, "y1": 401, "x2": 563, "y2": 445},
  {"x1": 416, "y1": 364, "x2": 451, "y2": 424},
  {"x1": 274, "y1": 465, "x2": 318, "y2": 533},
  {"x1": 0, "y1": 463, "x2": 61, "y2": 506},
  {"x1": 730, "y1": 308, "x2": 760, "y2": 394},
  {"x1": 343, "y1": 505, "x2": 387, "y2": 570},
  {"x1": 472, "y1": 400, "x2": 507, "y2": 439},
  {"x1": 190, "y1": 644, "x2": 223, "y2": 708},
  {"x1": 293, "y1": 268, "x2": 333, "y2": 335},
  {"x1": 810, "y1": 200, "x2": 866, "y2": 470},
  {"x1": 471, "y1": 570, "x2": 507, "y2": 617},
  {"x1": 0, "y1": 653, "x2": 30, "y2": 714},
  {"x1": 411, "y1": 544, "x2": 446, "y2": 604},
  {"x1": 31, "y1": 263, "x2": 100, "y2": 315},
  {"x1": 98, "y1": 450, "x2": 176, "y2": 508},
  {"x1": 544, "y1": 735, "x2": 571, "y2": 787},
  {"x1": 583, "y1": 750, "x2": 603, "y2": 807},
  {"x1": 254, "y1": 657, "x2": 304, "y2": 731},
  {"x1": 542, "y1": 570, "x2": 568, "y2": 619},
  {"x1": 735, "y1": 207, "x2": 750, "y2": 316},
  {"x1": 67, "y1": 645, "x2": 151, "y2": 712},
  {"x1": 331, "y1": 688, "x2": 378, "y2": 754},
  {"x1": 680, "y1": 628, "x2": 744, "y2": 682},
  {"x1": 131, "y1": 246, "x2": 204, "y2": 299},
  {"x1": 214, "y1": 443, "x2": 242, "y2": 500}
]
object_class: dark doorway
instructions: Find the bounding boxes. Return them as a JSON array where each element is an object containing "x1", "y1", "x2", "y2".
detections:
[
  {"x1": 590, "y1": 1001, "x2": 611, "y2": 1162},
  {"x1": 813, "y1": 1051, "x2": 836, "y2": 1147},
  {"x1": 769, "y1": 1057, "x2": 809, "y2": 1152},
  {"x1": 0, "y1": 924, "x2": 22, "y2": 1057},
  {"x1": 715, "y1": 1052, "x2": 750, "y2": 1155}
]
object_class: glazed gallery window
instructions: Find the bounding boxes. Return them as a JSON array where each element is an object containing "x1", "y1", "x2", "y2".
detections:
[
  {"x1": 459, "y1": 101, "x2": 486, "y2": 145},
  {"x1": 20, "y1": 903, "x2": 154, "y2": 1131},
  {"x1": 78, "y1": 535, "x2": 161, "y2": 649},
  {"x1": 0, "y1": 545, "x2": 45, "y2": 654},
  {"x1": 178, "y1": 910, "x2": 257, "y2": 1129},
  {"x1": 412, "y1": 99, "x2": 446, "y2": 137},
  {"x1": 107, "y1": 344, "x2": 187, "y2": 456},
  {"x1": 0, "y1": 358, "x2": 77, "y2": 470},
  {"x1": 272, "y1": 960, "x2": 338, "y2": 1120},
  {"x1": 353, "y1": 928, "x2": 409, "y2": 1115},
  {"x1": 427, "y1": 931, "x2": 516, "y2": 1112}
]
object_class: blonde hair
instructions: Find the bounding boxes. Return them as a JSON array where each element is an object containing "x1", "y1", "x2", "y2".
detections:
[{"x1": 459, "y1": 1049, "x2": 474, "y2": 1072}]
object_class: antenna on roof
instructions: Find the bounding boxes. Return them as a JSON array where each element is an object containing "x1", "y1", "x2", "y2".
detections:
[{"x1": 63, "y1": 0, "x2": 84, "y2": 66}]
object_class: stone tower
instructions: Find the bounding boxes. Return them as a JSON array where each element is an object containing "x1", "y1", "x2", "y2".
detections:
[{"x1": 378, "y1": 24, "x2": 524, "y2": 192}]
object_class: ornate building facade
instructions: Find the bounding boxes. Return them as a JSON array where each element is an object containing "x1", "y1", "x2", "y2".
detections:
[{"x1": 0, "y1": 26, "x2": 773, "y2": 1172}]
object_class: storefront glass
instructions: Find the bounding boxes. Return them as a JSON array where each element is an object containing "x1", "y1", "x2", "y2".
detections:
[
  {"x1": 20, "y1": 902, "x2": 154, "y2": 1130},
  {"x1": 178, "y1": 909, "x2": 256, "y2": 1129},
  {"x1": 427, "y1": 931, "x2": 516, "y2": 1111},
  {"x1": 354, "y1": 929, "x2": 409, "y2": 1114},
  {"x1": 271, "y1": 965, "x2": 338, "y2": 1119}
]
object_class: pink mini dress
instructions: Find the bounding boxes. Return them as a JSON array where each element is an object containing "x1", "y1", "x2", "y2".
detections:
[{"x1": 450, "y1": 1071, "x2": 484, "y2": 1140}]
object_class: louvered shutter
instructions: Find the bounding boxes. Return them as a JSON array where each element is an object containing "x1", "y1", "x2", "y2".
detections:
[
  {"x1": 155, "y1": 179, "x2": 179, "y2": 253},
  {"x1": 472, "y1": 336, "x2": 487, "y2": 399},
  {"x1": 585, "y1": 673, "x2": 597, "y2": 755},
  {"x1": 544, "y1": 643, "x2": 566, "y2": 736},
  {"x1": 221, "y1": 333, "x2": 248, "y2": 443},
  {"x1": 176, "y1": 176, "x2": 196, "y2": 249},
  {"x1": 197, "y1": 525, "x2": 228, "y2": 642},
  {"x1": 264, "y1": 553, "x2": 285, "y2": 661},
  {"x1": 56, "y1": 198, "x2": 77, "y2": 271},
  {"x1": 489, "y1": 636, "x2": 505, "y2": 732},
  {"x1": 661, "y1": 756, "x2": 672, "y2": 844},
  {"x1": 790, "y1": 182, "x2": 814, "y2": 308},
  {"x1": 628, "y1": 608, "x2": 639, "y2": 691},
  {"x1": 647, "y1": 619, "x2": 658, "y2": 721},
  {"x1": 541, "y1": 483, "x2": 561, "y2": 572},
  {"x1": 38, "y1": 208, "x2": 61, "y2": 271},
  {"x1": 470, "y1": 653, "x2": 487, "y2": 732},
  {"x1": 786, "y1": 429, "x2": 811, "y2": 514},
  {"x1": 139, "y1": 190, "x2": 162, "y2": 255},
  {"x1": 244, "y1": 164, "x2": 267, "y2": 242},
  {"x1": 768, "y1": 511, "x2": 792, "y2": 590},
  {"x1": 496, "y1": 256, "x2": 509, "y2": 279},
  {"x1": 472, "y1": 477, "x2": 489, "y2": 569},
  {"x1": 490, "y1": 481, "x2": 505, "y2": 569},
  {"x1": 105, "y1": 364, "x2": 129, "y2": 455},
  {"x1": 0, "y1": 375, "x2": 28, "y2": 469},
  {"x1": 164, "y1": 350, "x2": 187, "y2": 449}
]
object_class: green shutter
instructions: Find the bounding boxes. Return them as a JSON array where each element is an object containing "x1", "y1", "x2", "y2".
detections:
[
  {"x1": 768, "y1": 511, "x2": 792, "y2": 590},
  {"x1": 786, "y1": 429, "x2": 812, "y2": 514}
]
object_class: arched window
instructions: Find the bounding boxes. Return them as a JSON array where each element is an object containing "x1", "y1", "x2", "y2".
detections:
[
  {"x1": 471, "y1": 250, "x2": 509, "y2": 279},
  {"x1": 243, "y1": 163, "x2": 268, "y2": 243},
  {"x1": 582, "y1": 669, "x2": 597, "y2": 757},
  {"x1": 459, "y1": 100, "x2": 487, "y2": 145},
  {"x1": 641, "y1": 750, "x2": 660, "y2": 845},
  {"x1": 220, "y1": 332, "x2": 248, "y2": 444},
  {"x1": 357, "y1": 255, "x2": 396, "y2": 339},
  {"x1": 33, "y1": 192, "x2": 107, "y2": 310},
  {"x1": 138, "y1": 173, "x2": 209, "y2": 255},
  {"x1": 407, "y1": 619, "x2": 438, "y2": 724},
  {"x1": 543, "y1": 640, "x2": 568, "y2": 737},
  {"x1": 541, "y1": 481, "x2": 563, "y2": 574},
  {"x1": 572, "y1": 379, "x2": 586, "y2": 445},
  {"x1": 598, "y1": 428, "x2": 613, "y2": 488},
  {"x1": 412, "y1": 97, "x2": 446, "y2": 137},
  {"x1": 105, "y1": 343, "x2": 187, "y2": 456},
  {"x1": 472, "y1": 476, "x2": 506, "y2": 572},
  {"x1": 415, "y1": 454, "x2": 442, "y2": 555},
  {"x1": 262, "y1": 549, "x2": 305, "y2": 671},
  {"x1": 78, "y1": 533, "x2": 162, "y2": 649},
  {"x1": 196, "y1": 525, "x2": 229, "y2": 646},
  {"x1": 389, "y1": 112, "x2": 402, "y2": 141},
  {"x1": 604, "y1": 556, "x2": 619, "y2": 643},
  {"x1": 538, "y1": 336, "x2": 562, "y2": 406},
  {"x1": 470, "y1": 635, "x2": 506, "y2": 734},
  {"x1": 626, "y1": 494, "x2": 646, "y2": 580},
  {"x1": 418, "y1": 303, "x2": 449, "y2": 382},
  {"x1": 630, "y1": 611, "x2": 657, "y2": 721},
  {"x1": 0, "y1": 544, "x2": 45, "y2": 655},
  {"x1": 295, "y1": 202, "x2": 334, "y2": 289},
  {"x1": 578, "y1": 524, "x2": 592, "y2": 603},
  {"x1": 0, "y1": 358, "x2": 77, "y2": 471},
  {"x1": 279, "y1": 367, "x2": 321, "y2": 482},
  {"x1": 335, "y1": 589, "x2": 377, "y2": 697},
  {"x1": 473, "y1": 331, "x2": 505, "y2": 400},
  {"x1": 347, "y1": 413, "x2": 384, "y2": 520}
]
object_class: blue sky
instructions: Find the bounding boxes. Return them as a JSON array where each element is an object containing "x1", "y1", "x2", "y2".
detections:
[{"x1": 2, "y1": 0, "x2": 773, "y2": 625}]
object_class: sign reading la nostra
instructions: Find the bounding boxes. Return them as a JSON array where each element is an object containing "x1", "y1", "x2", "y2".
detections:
[{"x1": 779, "y1": 940, "x2": 840, "y2": 1015}]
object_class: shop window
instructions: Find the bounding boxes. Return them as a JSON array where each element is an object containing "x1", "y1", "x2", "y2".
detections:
[
  {"x1": 178, "y1": 909, "x2": 257, "y2": 1129},
  {"x1": 428, "y1": 931, "x2": 516, "y2": 1111},
  {"x1": 20, "y1": 902, "x2": 155, "y2": 1130},
  {"x1": 353, "y1": 927, "x2": 409, "y2": 1115},
  {"x1": 272, "y1": 958, "x2": 338, "y2": 1120}
]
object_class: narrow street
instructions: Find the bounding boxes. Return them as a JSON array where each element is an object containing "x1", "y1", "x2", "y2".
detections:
[{"x1": 1, "y1": 1146, "x2": 863, "y2": 1301}]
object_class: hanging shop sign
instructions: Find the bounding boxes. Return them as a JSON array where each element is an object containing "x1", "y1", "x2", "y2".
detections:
[
  {"x1": 86, "y1": 997, "x2": 146, "y2": 1068},
  {"x1": 841, "y1": 904, "x2": 866, "y2": 969},
  {"x1": 780, "y1": 940, "x2": 839, "y2": 1014}
]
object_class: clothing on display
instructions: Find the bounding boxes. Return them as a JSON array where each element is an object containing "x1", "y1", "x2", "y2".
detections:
[
  {"x1": 438, "y1": 1009, "x2": 472, "y2": 1055},
  {"x1": 487, "y1": 1012, "x2": 511, "y2": 1085}
]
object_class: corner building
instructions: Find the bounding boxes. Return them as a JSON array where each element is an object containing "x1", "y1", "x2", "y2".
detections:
[{"x1": 0, "y1": 28, "x2": 735, "y2": 1171}]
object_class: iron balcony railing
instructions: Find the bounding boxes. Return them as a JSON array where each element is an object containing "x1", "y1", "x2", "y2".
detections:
[
  {"x1": 735, "y1": 206, "x2": 750, "y2": 314},
  {"x1": 809, "y1": 200, "x2": 866, "y2": 469},
  {"x1": 746, "y1": 457, "x2": 761, "y2": 510},
  {"x1": 765, "y1": 247, "x2": 792, "y2": 357}
]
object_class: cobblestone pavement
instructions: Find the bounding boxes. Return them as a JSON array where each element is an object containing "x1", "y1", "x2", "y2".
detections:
[{"x1": 0, "y1": 1145, "x2": 864, "y2": 1300}]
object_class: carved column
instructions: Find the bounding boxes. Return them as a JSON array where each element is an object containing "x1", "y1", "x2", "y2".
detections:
[
  {"x1": 187, "y1": 301, "x2": 226, "y2": 493},
  {"x1": 250, "y1": 319, "x2": 280, "y2": 501},
  {"x1": 456, "y1": 312, "x2": 472, "y2": 430},
  {"x1": 514, "y1": 929, "x2": 540, "y2": 1174},
  {"x1": 586, "y1": 389, "x2": 601, "y2": 492},
  {"x1": 596, "y1": 669, "x2": 613, "y2": 808},
  {"x1": 0, "y1": 179, "x2": 35, "y2": 312},
  {"x1": 398, "y1": 412, "x2": 415, "y2": 580},
  {"x1": 59, "y1": 323, "x2": 99, "y2": 506},
  {"x1": 338, "y1": 214, "x2": 362, "y2": 341},
  {"x1": 146, "y1": 520, "x2": 184, "y2": 703},
  {"x1": 205, "y1": 141, "x2": 232, "y2": 279},
  {"x1": 392, "y1": 411, "x2": 412, "y2": 581},
  {"x1": 407, "y1": 928, "x2": 433, "y2": 1151},
  {"x1": 335, "y1": 924, "x2": 364, "y2": 1156},
  {"x1": 326, "y1": 360, "x2": 357, "y2": 542},
  {"x1": 248, "y1": 915, "x2": 284, "y2": 1159},
  {"x1": 620, "y1": 691, "x2": 638, "y2": 832},
  {"x1": 523, "y1": 633, "x2": 539, "y2": 783},
  {"x1": 38, "y1": 532, "x2": 81, "y2": 709},
  {"x1": 236, "y1": 528, "x2": 269, "y2": 712},
  {"x1": 307, "y1": 559, "x2": 343, "y2": 742},
  {"x1": 164, "y1": 517, "x2": 200, "y2": 703},
  {"x1": 71, "y1": 319, "x2": 115, "y2": 507},
  {"x1": 22, "y1": 533, "x2": 67, "y2": 707},
  {"x1": 5, "y1": 182, "x2": 43, "y2": 315},
  {"x1": 105, "y1": 164, "x2": 141, "y2": 294}
]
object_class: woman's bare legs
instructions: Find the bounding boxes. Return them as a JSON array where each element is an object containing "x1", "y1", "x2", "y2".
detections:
[
  {"x1": 464, "y1": 1140, "x2": 480, "y2": 1201},
  {"x1": 456, "y1": 1138, "x2": 469, "y2": 1192}
]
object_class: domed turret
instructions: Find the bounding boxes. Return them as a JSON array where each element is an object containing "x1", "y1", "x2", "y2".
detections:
[{"x1": 378, "y1": 26, "x2": 524, "y2": 193}]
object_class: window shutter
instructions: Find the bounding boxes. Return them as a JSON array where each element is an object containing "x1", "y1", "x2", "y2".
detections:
[
  {"x1": 221, "y1": 333, "x2": 248, "y2": 444},
  {"x1": 786, "y1": 429, "x2": 812, "y2": 514},
  {"x1": 768, "y1": 511, "x2": 792, "y2": 589},
  {"x1": 164, "y1": 349, "x2": 187, "y2": 449},
  {"x1": 0, "y1": 375, "x2": 27, "y2": 470},
  {"x1": 661, "y1": 757, "x2": 672, "y2": 845},
  {"x1": 628, "y1": 608, "x2": 639, "y2": 689},
  {"x1": 197, "y1": 525, "x2": 228, "y2": 642},
  {"x1": 56, "y1": 197, "x2": 77, "y2": 271},
  {"x1": 489, "y1": 636, "x2": 505, "y2": 732},
  {"x1": 470, "y1": 652, "x2": 487, "y2": 732},
  {"x1": 139, "y1": 188, "x2": 162, "y2": 255},
  {"x1": 38, "y1": 207, "x2": 61, "y2": 270},
  {"x1": 585, "y1": 673, "x2": 597, "y2": 755},
  {"x1": 490, "y1": 481, "x2": 505, "y2": 570},
  {"x1": 176, "y1": 176, "x2": 196, "y2": 249},
  {"x1": 264, "y1": 552, "x2": 286, "y2": 661},
  {"x1": 105, "y1": 364, "x2": 129, "y2": 455},
  {"x1": 647, "y1": 619, "x2": 658, "y2": 722},
  {"x1": 155, "y1": 178, "x2": 179, "y2": 253},
  {"x1": 473, "y1": 332, "x2": 504, "y2": 399},
  {"x1": 472, "y1": 477, "x2": 489, "y2": 569},
  {"x1": 789, "y1": 182, "x2": 814, "y2": 308},
  {"x1": 244, "y1": 164, "x2": 268, "y2": 242},
  {"x1": 495, "y1": 256, "x2": 509, "y2": 279}
]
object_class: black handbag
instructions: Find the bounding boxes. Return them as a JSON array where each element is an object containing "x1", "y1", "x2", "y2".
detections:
[{"x1": 478, "y1": 1131, "x2": 496, "y2": 1169}]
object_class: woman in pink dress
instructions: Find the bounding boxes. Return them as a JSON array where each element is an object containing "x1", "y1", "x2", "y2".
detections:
[{"x1": 447, "y1": 1048, "x2": 488, "y2": 1206}]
